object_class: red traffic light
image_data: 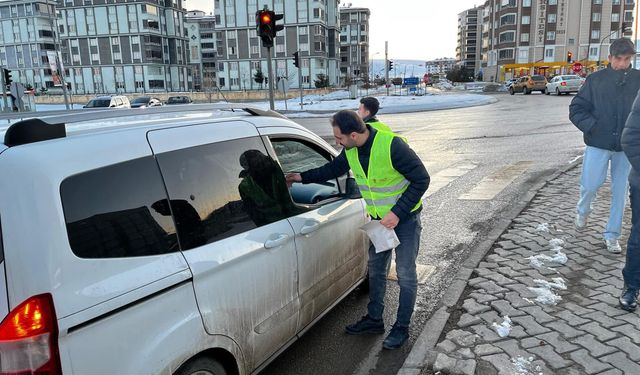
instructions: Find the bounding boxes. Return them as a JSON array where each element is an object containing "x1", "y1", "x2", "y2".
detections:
[{"x1": 260, "y1": 13, "x2": 271, "y2": 24}]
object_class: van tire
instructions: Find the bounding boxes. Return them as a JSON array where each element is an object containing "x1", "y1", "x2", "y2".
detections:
[
  {"x1": 509, "y1": 88, "x2": 514, "y2": 95},
  {"x1": 175, "y1": 357, "x2": 227, "y2": 375}
]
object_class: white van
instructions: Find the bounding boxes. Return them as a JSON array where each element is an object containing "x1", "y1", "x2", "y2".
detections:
[{"x1": 0, "y1": 104, "x2": 368, "y2": 375}]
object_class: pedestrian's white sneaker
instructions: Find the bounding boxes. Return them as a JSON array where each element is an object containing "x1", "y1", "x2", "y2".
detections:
[
  {"x1": 575, "y1": 213, "x2": 588, "y2": 230},
  {"x1": 605, "y1": 239, "x2": 622, "y2": 254}
]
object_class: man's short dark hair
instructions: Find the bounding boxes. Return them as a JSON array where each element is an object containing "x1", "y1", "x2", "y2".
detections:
[
  {"x1": 359, "y1": 97, "x2": 380, "y2": 116},
  {"x1": 331, "y1": 110, "x2": 367, "y2": 134},
  {"x1": 610, "y1": 38, "x2": 636, "y2": 56}
]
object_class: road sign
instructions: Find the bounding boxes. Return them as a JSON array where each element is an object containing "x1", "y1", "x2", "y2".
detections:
[
  {"x1": 572, "y1": 62, "x2": 583, "y2": 73},
  {"x1": 403, "y1": 77, "x2": 420, "y2": 86}
]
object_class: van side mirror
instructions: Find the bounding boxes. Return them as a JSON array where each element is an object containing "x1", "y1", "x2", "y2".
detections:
[{"x1": 344, "y1": 177, "x2": 361, "y2": 199}]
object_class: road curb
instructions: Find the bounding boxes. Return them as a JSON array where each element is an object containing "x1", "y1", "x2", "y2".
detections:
[{"x1": 397, "y1": 156, "x2": 583, "y2": 375}]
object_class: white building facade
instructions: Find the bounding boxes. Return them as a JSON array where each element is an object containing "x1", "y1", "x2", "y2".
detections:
[
  {"x1": 338, "y1": 5, "x2": 369, "y2": 83},
  {"x1": 213, "y1": 0, "x2": 341, "y2": 90}
]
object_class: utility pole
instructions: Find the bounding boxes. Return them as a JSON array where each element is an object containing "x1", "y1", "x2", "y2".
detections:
[
  {"x1": 293, "y1": 51, "x2": 303, "y2": 110},
  {"x1": 385, "y1": 41, "x2": 389, "y2": 96}
]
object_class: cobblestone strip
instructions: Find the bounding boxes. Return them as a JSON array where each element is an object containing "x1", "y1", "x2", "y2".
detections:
[{"x1": 418, "y1": 166, "x2": 640, "y2": 375}]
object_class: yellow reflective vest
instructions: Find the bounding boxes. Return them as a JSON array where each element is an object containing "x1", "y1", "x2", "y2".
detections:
[{"x1": 345, "y1": 130, "x2": 422, "y2": 218}]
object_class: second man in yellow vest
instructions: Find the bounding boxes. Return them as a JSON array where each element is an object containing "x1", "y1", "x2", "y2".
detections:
[
  {"x1": 358, "y1": 96, "x2": 392, "y2": 133},
  {"x1": 286, "y1": 110, "x2": 429, "y2": 349}
]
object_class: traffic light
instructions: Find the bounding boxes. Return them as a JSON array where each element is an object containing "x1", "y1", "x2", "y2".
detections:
[
  {"x1": 567, "y1": 51, "x2": 573, "y2": 63},
  {"x1": 256, "y1": 8, "x2": 284, "y2": 48},
  {"x1": 2, "y1": 68, "x2": 12, "y2": 88},
  {"x1": 387, "y1": 60, "x2": 393, "y2": 71},
  {"x1": 293, "y1": 51, "x2": 299, "y2": 68}
]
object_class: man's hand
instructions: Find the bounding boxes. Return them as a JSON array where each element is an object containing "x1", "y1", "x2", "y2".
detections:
[
  {"x1": 380, "y1": 211, "x2": 400, "y2": 229},
  {"x1": 285, "y1": 173, "x2": 302, "y2": 188}
]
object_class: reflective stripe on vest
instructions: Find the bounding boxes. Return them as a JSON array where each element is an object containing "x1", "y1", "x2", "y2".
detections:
[{"x1": 345, "y1": 131, "x2": 422, "y2": 218}]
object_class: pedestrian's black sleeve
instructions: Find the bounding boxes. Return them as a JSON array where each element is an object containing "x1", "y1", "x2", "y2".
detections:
[
  {"x1": 299, "y1": 149, "x2": 350, "y2": 183},
  {"x1": 622, "y1": 90, "x2": 640, "y2": 172},
  {"x1": 389, "y1": 137, "x2": 429, "y2": 220},
  {"x1": 569, "y1": 75, "x2": 598, "y2": 134}
]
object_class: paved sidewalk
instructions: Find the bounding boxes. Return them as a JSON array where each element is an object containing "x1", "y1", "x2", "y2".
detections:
[{"x1": 400, "y1": 164, "x2": 640, "y2": 375}]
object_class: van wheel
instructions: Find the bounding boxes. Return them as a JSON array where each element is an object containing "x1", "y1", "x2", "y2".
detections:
[
  {"x1": 509, "y1": 88, "x2": 514, "y2": 95},
  {"x1": 175, "y1": 357, "x2": 227, "y2": 375}
]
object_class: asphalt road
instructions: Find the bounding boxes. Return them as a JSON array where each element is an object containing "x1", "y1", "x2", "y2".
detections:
[{"x1": 260, "y1": 92, "x2": 585, "y2": 375}]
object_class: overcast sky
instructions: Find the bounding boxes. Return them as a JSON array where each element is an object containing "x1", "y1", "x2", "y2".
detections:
[{"x1": 185, "y1": 0, "x2": 483, "y2": 61}]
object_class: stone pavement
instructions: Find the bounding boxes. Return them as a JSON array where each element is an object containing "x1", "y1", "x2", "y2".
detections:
[{"x1": 399, "y1": 164, "x2": 640, "y2": 375}]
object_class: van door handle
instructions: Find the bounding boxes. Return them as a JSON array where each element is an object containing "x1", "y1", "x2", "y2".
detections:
[
  {"x1": 264, "y1": 233, "x2": 290, "y2": 249},
  {"x1": 300, "y1": 220, "x2": 321, "y2": 235}
]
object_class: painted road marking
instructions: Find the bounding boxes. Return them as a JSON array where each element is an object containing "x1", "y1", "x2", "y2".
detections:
[
  {"x1": 458, "y1": 161, "x2": 533, "y2": 200},
  {"x1": 423, "y1": 163, "x2": 478, "y2": 199}
]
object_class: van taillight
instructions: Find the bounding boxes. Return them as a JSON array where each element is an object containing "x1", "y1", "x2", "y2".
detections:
[{"x1": 0, "y1": 294, "x2": 61, "y2": 375}]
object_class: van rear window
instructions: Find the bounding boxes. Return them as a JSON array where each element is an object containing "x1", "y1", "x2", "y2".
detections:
[{"x1": 60, "y1": 157, "x2": 179, "y2": 258}]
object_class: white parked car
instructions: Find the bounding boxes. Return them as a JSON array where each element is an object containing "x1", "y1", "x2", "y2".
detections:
[
  {"x1": 545, "y1": 75, "x2": 583, "y2": 95},
  {"x1": 0, "y1": 104, "x2": 368, "y2": 375}
]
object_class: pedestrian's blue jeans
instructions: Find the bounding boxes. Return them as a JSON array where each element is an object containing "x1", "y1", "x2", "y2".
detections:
[
  {"x1": 367, "y1": 212, "x2": 422, "y2": 329},
  {"x1": 624, "y1": 184, "x2": 640, "y2": 290},
  {"x1": 577, "y1": 146, "x2": 631, "y2": 240}
]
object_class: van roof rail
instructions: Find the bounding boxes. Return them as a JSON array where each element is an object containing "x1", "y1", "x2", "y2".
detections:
[
  {"x1": 1, "y1": 104, "x2": 287, "y2": 147},
  {"x1": 0, "y1": 103, "x2": 286, "y2": 124}
]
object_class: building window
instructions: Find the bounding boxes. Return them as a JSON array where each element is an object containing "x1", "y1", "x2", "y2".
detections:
[
  {"x1": 228, "y1": 46, "x2": 236, "y2": 55},
  {"x1": 592, "y1": 13, "x2": 601, "y2": 22},
  {"x1": 545, "y1": 48, "x2": 554, "y2": 58},
  {"x1": 590, "y1": 47, "x2": 599, "y2": 57},
  {"x1": 547, "y1": 13, "x2": 556, "y2": 23},
  {"x1": 500, "y1": 14, "x2": 516, "y2": 26},
  {"x1": 300, "y1": 43, "x2": 309, "y2": 51},
  {"x1": 613, "y1": 0, "x2": 621, "y2": 3},
  {"x1": 276, "y1": 44, "x2": 285, "y2": 53},
  {"x1": 277, "y1": 60, "x2": 285, "y2": 69},
  {"x1": 593, "y1": 0, "x2": 602, "y2": 4},
  {"x1": 624, "y1": 11, "x2": 633, "y2": 22},
  {"x1": 612, "y1": 13, "x2": 620, "y2": 22},
  {"x1": 547, "y1": 31, "x2": 556, "y2": 41},
  {"x1": 229, "y1": 62, "x2": 238, "y2": 71},
  {"x1": 521, "y1": 33, "x2": 529, "y2": 42},
  {"x1": 591, "y1": 30, "x2": 600, "y2": 39},
  {"x1": 548, "y1": 0, "x2": 557, "y2": 4},
  {"x1": 522, "y1": 15, "x2": 530, "y2": 24},
  {"x1": 499, "y1": 31, "x2": 515, "y2": 42},
  {"x1": 251, "y1": 45, "x2": 259, "y2": 54},
  {"x1": 302, "y1": 75, "x2": 309, "y2": 84},
  {"x1": 522, "y1": 0, "x2": 531, "y2": 6},
  {"x1": 498, "y1": 49, "x2": 514, "y2": 59}
]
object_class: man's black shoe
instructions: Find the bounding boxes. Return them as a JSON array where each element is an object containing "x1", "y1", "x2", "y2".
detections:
[
  {"x1": 345, "y1": 315, "x2": 384, "y2": 335},
  {"x1": 619, "y1": 287, "x2": 639, "y2": 311}
]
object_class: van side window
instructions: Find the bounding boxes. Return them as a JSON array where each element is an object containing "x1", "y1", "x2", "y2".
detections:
[
  {"x1": 271, "y1": 139, "x2": 340, "y2": 204},
  {"x1": 155, "y1": 137, "x2": 302, "y2": 250},
  {"x1": 60, "y1": 157, "x2": 179, "y2": 258}
]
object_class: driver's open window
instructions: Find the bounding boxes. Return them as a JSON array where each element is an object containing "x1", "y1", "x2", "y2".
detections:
[{"x1": 271, "y1": 138, "x2": 342, "y2": 205}]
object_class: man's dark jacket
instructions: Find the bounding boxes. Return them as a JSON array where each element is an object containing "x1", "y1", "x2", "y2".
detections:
[
  {"x1": 622, "y1": 91, "x2": 640, "y2": 187},
  {"x1": 569, "y1": 65, "x2": 640, "y2": 152},
  {"x1": 300, "y1": 126, "x2": 429, "y2": 221}
]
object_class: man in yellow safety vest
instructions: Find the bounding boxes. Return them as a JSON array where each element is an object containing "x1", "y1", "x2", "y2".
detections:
[
  {"x1": 358, "y1": 96, "x2": 392, "y2": 133},
  {"x1": 286, "y1": 110, "x2": 429, "y2": 349}
]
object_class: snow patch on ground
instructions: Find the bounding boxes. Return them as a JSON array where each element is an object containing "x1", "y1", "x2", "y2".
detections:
[
  {"x1": 528, "y1": 277, "x2": 566, "y2": 305},
  {"x1": 492, "y1": 315, "x2": 512, "y2": 337},
  {"x1": 535, "y1": 223, "x2": 550, "y2": 233}
]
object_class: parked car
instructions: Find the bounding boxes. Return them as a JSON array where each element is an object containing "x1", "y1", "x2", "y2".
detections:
[
  {"x1": 130, "y1": 96, "x2": 163, "y2": 108},
  {"x1": 509, "y1": 75, "x2": 548, "y2": 95},
  {"x1": 0, "y1": 104, "x2": 368, "y2": 375},
  {"x1": 83, "y1": 95, "x2": 131, "y2": 108},
  {"x1": 545, "y1": 74, "x2": 583, "y2": 95},
  {"x1": 166, "y1": 95, "x2": 193, "y2": 105}
]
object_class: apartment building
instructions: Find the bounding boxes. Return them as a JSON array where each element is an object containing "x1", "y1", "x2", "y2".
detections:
[
  {"x1": 338, "y1": 5, "x2": 369, "y2": 83},
  {"x1": 457, "y1": 6, "x2": 484, "y2": 75},
  {"x1": 479, "y1": 0, "x2": 635, "y2": 82},
  {"x1": 0, "y1": 0, "x2": 64, "y2": 91},
  {"x1": 59, "y1": 0, "x2": 190, "y2": 94},
  {"x1": 425, "y1": 58, "x2": 457, "y2": 75},
  {"x1": 213, "y1": 0, "x2": 341, "y2": 90},
  {"x1": 185, "y1": 10, "x2": 217, "y2": 91}
]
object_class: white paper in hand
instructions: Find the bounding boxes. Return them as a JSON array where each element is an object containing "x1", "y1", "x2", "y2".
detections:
[{"x1": 361, "y1": 220, "x2": 400, "y2": 253}]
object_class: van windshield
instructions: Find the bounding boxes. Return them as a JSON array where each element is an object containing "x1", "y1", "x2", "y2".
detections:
[{"x1": 86, "y1": 99, "x2": 111, "y2": 108}]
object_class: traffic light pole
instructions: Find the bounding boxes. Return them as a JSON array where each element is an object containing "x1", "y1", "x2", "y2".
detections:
[
  {"x1": 298, "y1": 65, "x2": 303, "y2": 111},
  {"x1": 0, "y1": 70, "x2": 7, "y2": 113},
  {"x1": 266, "y1": 46, "x2": 275, "y2": 110},
  {"x1": 385, "y1": 41, "x2": 389, "y2": 96}
]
